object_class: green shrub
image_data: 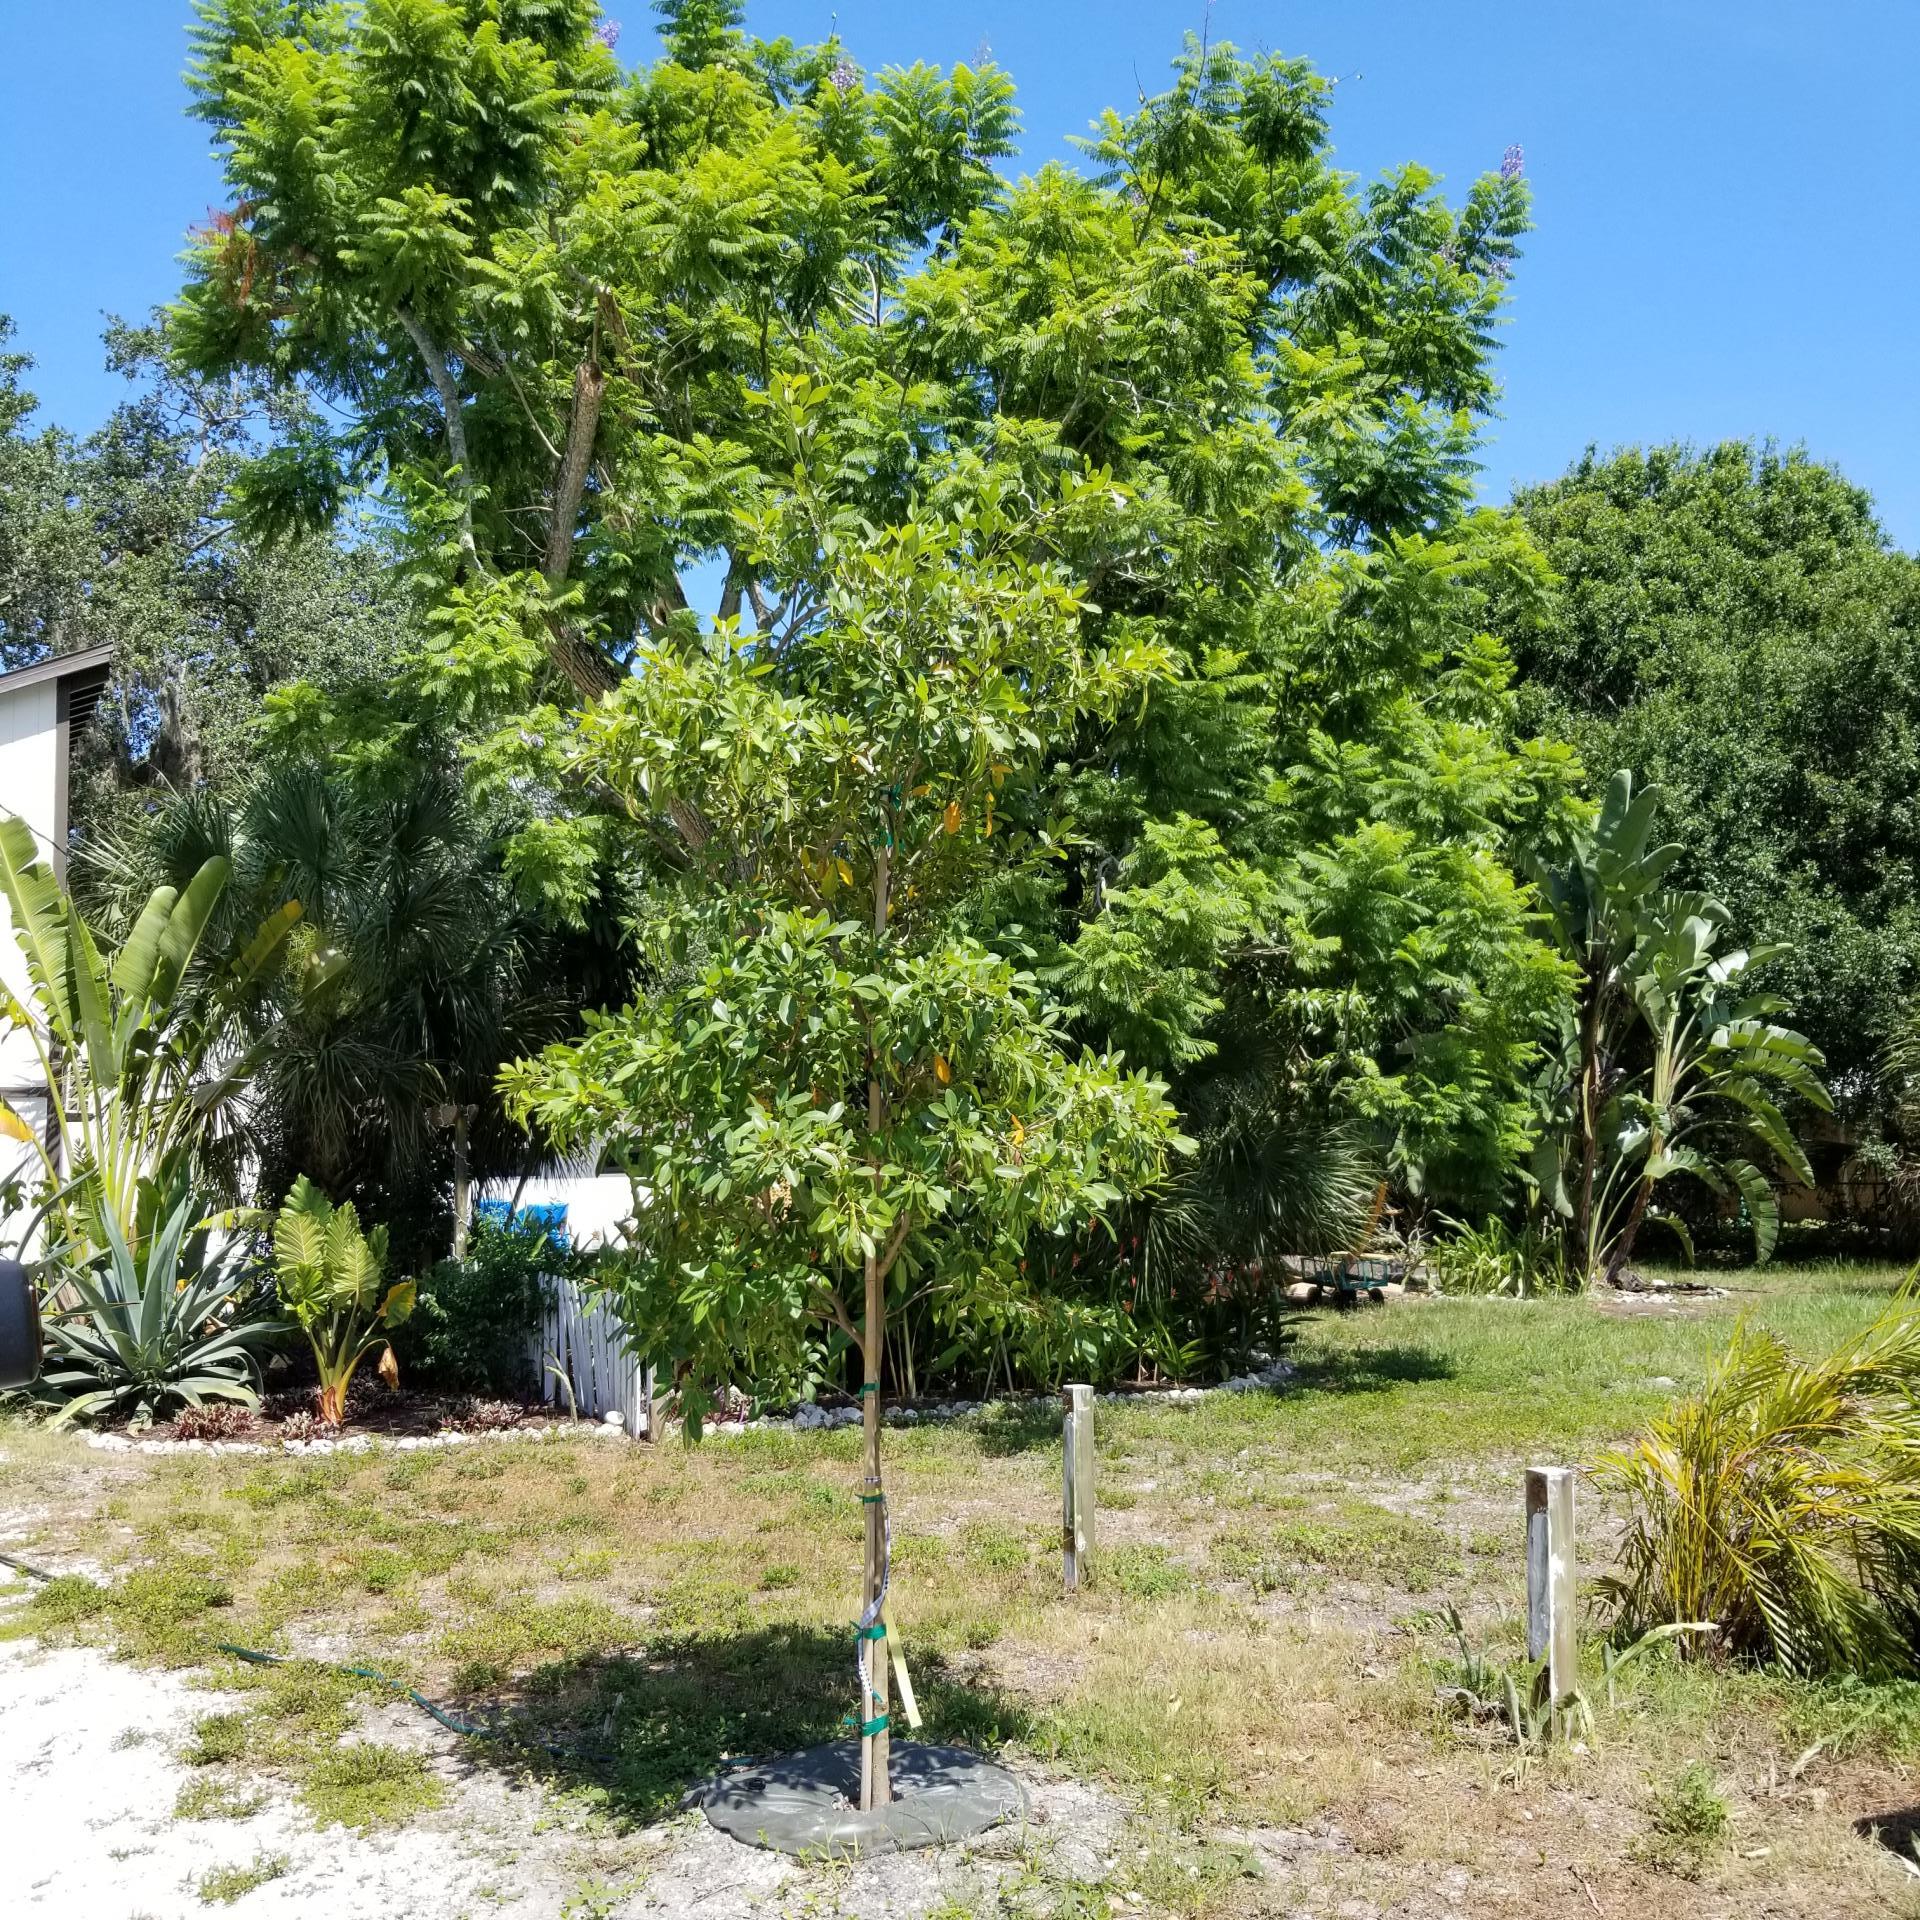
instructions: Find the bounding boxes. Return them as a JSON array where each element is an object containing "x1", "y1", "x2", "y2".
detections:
[
  {"x1": 1594, "y1": 1285, "x2": 1920, "y2": 1675},
  {"x1": 1428, "y1": 1218, "x2": 1571, "y2": 1297},
  {"x1": 402, "y1": 1214, "x2": 566, "y2": 1398}
]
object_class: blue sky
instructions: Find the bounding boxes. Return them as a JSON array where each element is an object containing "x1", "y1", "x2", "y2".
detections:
[{"x1": 4, "y1": 2, "x2": 1917, "y2": 543}]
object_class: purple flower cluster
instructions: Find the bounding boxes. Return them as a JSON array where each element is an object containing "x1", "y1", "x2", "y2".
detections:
[
  {"x1": 828, "y1": 59, "x2": 859, "y2": 98},
  {"x1": 594, "y1": 20, "x2": 621, "y2": 51},
  {"x1": 1500, "y1": 143, "x2": 1525, "y2": 181}
]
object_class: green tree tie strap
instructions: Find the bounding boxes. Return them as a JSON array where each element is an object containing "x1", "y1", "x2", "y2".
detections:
[{"x1": 855, "y1": 1621, "x2": 886, "y2": 1641}]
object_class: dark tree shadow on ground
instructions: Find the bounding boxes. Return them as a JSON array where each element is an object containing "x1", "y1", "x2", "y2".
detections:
[
  {"x1": 973, "y1": 1400, "x2": 1067, "y2": 1457},
  {"x1": 445, "y1": 1621, "x2": 1035, "y2": 1826},
  {"x1": 1854, "y1": 1804, "x2": 1920, "y2": 1872},
  {"x1": 1284, "y1": 1346, "x2": 1457, "y2": 1396},
  {"x1": 966, "y1": 1344, "x2": 1458, "y2": 1454}
]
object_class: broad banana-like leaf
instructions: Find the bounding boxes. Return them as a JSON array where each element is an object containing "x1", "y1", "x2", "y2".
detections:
[
  {"x1": 109, "y1": 885, "x2": 180, "y2": 1009},
  {"x1": 1711, "y1": 1077, "x2": 1814, "y2": 1185},
  {"x1": 1638, "y1": 1210, "x2": 1696, "y2": 1263},
  {"x1": 0, "y1": 814, "x2": 72, "y2": 1032},
  {"x1": 380, "y1": 1278, "x2": 416, "y2": 1328},
  {"x1": 64, "y1": 913, "x2": 119, "y2": 1107},
  {"x1": 149, "y1": 856, "x2": 231, "y2": 1012},
  {"x1": 1723, "y1": 1157, "x2": 1781, "y2": 1265},
  {"x1": 229, "y1": 899, "x2": 303, "y2": 991},
  {"x1": 0, "y1": 1099, "x2": 34, "y2": 1144}
]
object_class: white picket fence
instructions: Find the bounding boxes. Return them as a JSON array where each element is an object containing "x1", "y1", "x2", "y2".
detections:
[{"x1": 534, "y1": 1273, "x2": 653, "y2": 1438}]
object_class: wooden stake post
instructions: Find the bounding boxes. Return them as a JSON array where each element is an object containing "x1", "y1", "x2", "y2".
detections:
[
  {"x1": 1062, "y1": 1384, "x2": 1094, "y2": 1593},
  {"x1": 1525, "y1": 1466, "x2": 1577, "y2": 1721}
]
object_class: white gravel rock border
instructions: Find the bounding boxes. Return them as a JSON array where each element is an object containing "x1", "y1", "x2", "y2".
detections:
[{"x1": 81, "y1": 1355, "x2": 1296, "y2": 1456}]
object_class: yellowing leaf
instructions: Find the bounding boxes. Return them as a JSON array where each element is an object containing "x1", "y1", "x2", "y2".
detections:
[
  {"x1": 943, "y1": 800, "x2": 962, "y2": 835},
  {"x1": 836, "y1": 857, "x2": 854, "y2": 885},
  {"x1": 0, "y1": 1102, "x2": 32, "y2": 1144},
  {"x1": 935, "y1": 1053, "x2": 951, "y2": 1084}
]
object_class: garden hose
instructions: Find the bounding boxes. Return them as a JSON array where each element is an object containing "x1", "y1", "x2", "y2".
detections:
[
  {"x1": 214, "y1": 1642, "x2": 518, "y2": 1744},
  {"x1": 0, "y1": 1548, "x2": 61, "y2": 1583}
]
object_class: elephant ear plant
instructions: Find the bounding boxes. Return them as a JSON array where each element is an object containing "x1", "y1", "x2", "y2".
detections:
[
  {"x1": 273, "y1": 1177, "x2": 413, "y2": 1427},
  {"x1": 40, "y1": 1185, "x2": 279, "y2": 1426}
]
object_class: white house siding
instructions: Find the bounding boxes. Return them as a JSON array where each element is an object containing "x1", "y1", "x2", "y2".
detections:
[
  {"x1": 0, "y1": 646, "x2": 113, "y2": 1248},
  {"x1": 0, "y1": 672, "x2": 59, "y2": 1105}
]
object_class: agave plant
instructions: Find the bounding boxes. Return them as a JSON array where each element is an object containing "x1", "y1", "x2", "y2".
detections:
[
  {"x1": 40, "y1": 1185, "x2": 280, "y2": 1425},
  {"x1": 273, "y1": 1176, "x2": 414, "y2": 1426},
  {"x1": 1593, "y1": 1287, "x2": 1920, "y2": 1676}
]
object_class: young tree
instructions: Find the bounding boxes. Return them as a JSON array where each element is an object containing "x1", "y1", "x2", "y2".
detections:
[{"x1": 503, "y1": 422, "x2": 1182, "y2": 1806}]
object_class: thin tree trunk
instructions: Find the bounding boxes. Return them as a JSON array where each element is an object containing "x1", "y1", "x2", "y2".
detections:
[
  {"x1": 539, "y1": 358, "x2": 619, "y2": 698},
  {"x1": 859, "y1": 1242, "x2": 892, "y2": 1810},
  {"x1": 1604, "y1": 1131, "x2": 1660, "y2": 1288},
  {"x1": 543, "y1": 358, "x2": 606, "y2": 587},
  {"x1": 859, "y1": 830, "x2": 894, "y2": 1811},
  {"x1": 1573, "y1": 983, "x2": 1606, "y2": 1285}
]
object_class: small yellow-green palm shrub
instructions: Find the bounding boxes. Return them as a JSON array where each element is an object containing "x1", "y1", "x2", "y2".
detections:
[{"x1": 1593, "y1": 1286, "x2": 1920, "y2": 1676}]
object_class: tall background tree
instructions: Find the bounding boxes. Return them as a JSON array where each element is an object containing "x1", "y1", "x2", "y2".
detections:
[
  {"x1": 177, "y1": 2, "x2": 1586, "y2": 1281},
  {"x1": 1498, "y1": 442, "x2": 1920, "y2": 1114},
  {"x1": 0, "y1": 315, "x2": 417, "y2": 826}
]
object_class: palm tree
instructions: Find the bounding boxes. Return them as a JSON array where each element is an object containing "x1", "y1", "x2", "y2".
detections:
[{"x1": 80, "y1": 762, "x2": 604, "y2": 1254}]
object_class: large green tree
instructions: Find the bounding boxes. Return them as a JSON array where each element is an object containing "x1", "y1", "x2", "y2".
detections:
[
  {"x1": 1499, "y1": 442, "x2": 1920, "y2": 1099},
  {"x1": 179, "y1": 1, "x2": 1582, "y2": 1235},
  {"x1": 0, "y1": 317, "x2": 417, "y2": 822}
]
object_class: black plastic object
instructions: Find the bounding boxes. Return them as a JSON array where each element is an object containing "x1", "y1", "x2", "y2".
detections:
[
  {"x1": 698, "y1": 1740, "x2": 1025, "y2": 1858},
  {"x1": 0, "y1": 1258, "x2": 40, "y2": 1390}
]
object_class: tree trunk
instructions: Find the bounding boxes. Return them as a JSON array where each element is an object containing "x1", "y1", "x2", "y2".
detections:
[
  {"x1": 858, "y1": 1248, "x2": 892, "y2": 1810},
  {"x1": 1603, "y1": 1159, "x2": 1657, "y2": 1289},
  {"x1": 858, "y1": 825, "x2": 895, "y2": 1811},
  {"x1": 1572, "y1": 983, "x2": 1606, "y2": 1285},
  {"x1": 451, "y1": 1106, "x2": 471, "y2": 1259}
]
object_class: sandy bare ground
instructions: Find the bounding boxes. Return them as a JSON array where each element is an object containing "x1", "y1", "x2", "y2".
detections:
[{"x1": 0, "y1": 1623, "x2": 1132, "y2": 1920}]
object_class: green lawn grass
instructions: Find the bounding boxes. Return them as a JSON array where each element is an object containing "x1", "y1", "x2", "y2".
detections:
[{"x1": 4, "y1": 1265, "x2": 1916, "y2": 1918}]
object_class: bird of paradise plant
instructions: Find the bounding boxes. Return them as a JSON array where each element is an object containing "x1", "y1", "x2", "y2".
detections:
[{"x1": 0, "y1": 813, "x2": 300, "y2": 1264}]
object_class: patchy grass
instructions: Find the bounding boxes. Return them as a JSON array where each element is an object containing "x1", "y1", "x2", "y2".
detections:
[
  {"x1": 6, "y1": 1264, "x2": 1919, "y2": 1916},
  {"x1": 174, "y1": 1775, "x2": 269, "y2": 1821},
  {"x1": 196, "y1": 1851, "x2": 291, "y2": 1905},
  {"x1": 302, "y1": 1742, "x2": 446, "y2": 1829}
]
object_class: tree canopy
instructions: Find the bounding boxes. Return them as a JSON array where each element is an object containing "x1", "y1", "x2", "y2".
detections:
[
  {"x1": 179, "y1": 1, "x2": 1583, "y2": 1226},
  {"x1": 0, "y1": 316, "x2": 416, "y2": 821},
  {"x1": 1499, "y1": 442, "x2": 1920, "y2": 1099}
]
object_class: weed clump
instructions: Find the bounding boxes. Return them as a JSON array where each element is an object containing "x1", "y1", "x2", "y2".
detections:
[{"x1": 1635, "y1": 1761, "x2": 1729, "y2": 1877}]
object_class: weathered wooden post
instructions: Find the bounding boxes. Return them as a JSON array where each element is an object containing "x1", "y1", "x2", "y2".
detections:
[
  {"x1": 1526, "y1": 1466, "x2": 1577, "y2": 1721},
  {"x1": 1062, "y1": 1384, "x2": 1095, "y2": 1593}
]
